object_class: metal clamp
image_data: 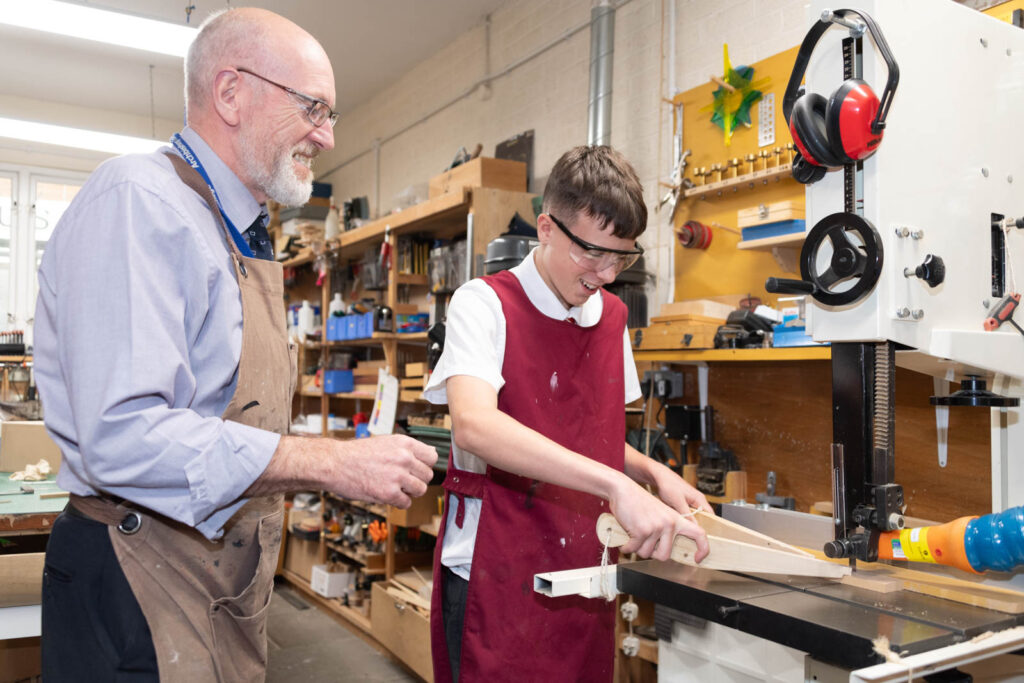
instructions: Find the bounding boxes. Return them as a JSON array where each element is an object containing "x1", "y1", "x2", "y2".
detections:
[{"x1": 821, "y1": 9, "x2": 866, "y2": 37}]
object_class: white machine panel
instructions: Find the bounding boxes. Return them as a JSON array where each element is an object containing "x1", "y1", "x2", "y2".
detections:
[{"x1": 803, "y1": 0, "x2": 1024, "y2": 380}]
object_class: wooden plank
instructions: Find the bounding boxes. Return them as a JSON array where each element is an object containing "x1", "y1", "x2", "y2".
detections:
[
  {"x1": 386, "y1": 584, "x2": 431, "y2": 612},
  {"x1": 0, "y1": 551, "x2": 43, "y2": 607},
  {"x1": 649, "y1": 313, "x2": 725, "y2": 325},
  {"x1": 691, "y1": 510, "x2": 812, "y2": 558},
  {"x1": 658, "y1": 299, "x2": 736, "y2": 320},
  {"x1": 596, "y1": 513, "x2": 849, "y2": 579}
]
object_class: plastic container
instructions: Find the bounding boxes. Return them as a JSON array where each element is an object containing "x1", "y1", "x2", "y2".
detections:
[
  {"x1": 323, "y1": 370, "x2": 354, "y2": 394},
  {"x1": 324, "y1": 196, "x2": 341, "y2": 240},
  {"x1": 329, "y1": 292, "x2": 345, "y2": 318},
  {"x1": 298, "y1": 301, "x2": 315, "y2": 340}
]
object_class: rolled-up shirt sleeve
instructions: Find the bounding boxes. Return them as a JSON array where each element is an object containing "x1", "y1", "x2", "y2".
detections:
[{"x1": 35, "y1": 156, "x2": 279, "y2": 539}]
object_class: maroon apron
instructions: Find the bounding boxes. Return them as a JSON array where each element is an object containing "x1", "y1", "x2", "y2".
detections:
[{"x1": 430, "y1": 269, "x2": 627, "y2": 682}]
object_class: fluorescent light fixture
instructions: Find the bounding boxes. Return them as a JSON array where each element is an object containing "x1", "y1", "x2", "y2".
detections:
[
  {"x1": 0, "y1": 0, "x2": 197, "y2": 57},
  {"x1": 0, "y1": 117, "x2": 165, "y2": 155}
]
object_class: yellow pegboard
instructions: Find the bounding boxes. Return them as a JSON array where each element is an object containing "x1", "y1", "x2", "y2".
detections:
[{"x1": 671, "y1": 46, "x2": 804, "y2": 304}]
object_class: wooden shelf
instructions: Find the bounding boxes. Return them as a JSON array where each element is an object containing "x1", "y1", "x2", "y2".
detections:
[
  {"x1": 736, "y1": 231, "x2": 806, "y2": 251},
  {"x1": 324, "y1": 493, "x2": 388, "y2": 519},
  {"x1": 280, "y1": 249, "x2": 316, "y2": 267},
  {"x1": 633, "y1": 346, "x2": 831, "y2": 363},
  {"x1": 325, "y1": 391, "x2": 377, "y2": 400},
  {"x1": 683, "y1": 162, "x2": 796, "y2": 200},
  {"x1": 336, "y1": 189, "x2": 471, "y2": 254}
]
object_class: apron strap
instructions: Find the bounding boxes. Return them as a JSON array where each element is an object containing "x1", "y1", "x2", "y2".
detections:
[
  {"x1": 69, "y1": 494, "x2": 146, "y2": 536},
  {"x1": 442, "y1": 469, "x2": 486, "y2": 529},
  {"x1": 163, "y1": 151, "x2": 247, "y2": 272}
]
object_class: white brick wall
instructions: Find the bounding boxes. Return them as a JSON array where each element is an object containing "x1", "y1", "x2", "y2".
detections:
[{"x1": 317, "y1": 0, "x2": 808, "y2": 308}]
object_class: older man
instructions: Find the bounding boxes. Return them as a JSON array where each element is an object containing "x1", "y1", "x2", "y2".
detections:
[{"x1": 35, "y1": 8, "x2": 436, "y2": 681}]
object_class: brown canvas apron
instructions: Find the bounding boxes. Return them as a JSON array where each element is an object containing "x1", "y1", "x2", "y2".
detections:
[{"x1": 70, "y1": 152, "x2": 297, "y2": 682}]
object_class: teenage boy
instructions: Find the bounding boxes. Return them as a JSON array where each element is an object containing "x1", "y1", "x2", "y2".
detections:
[{"x1": 426, "y1": 145, "x2": 713, "y2": 682}]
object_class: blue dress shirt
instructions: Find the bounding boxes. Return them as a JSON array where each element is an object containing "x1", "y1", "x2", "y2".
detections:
[{"x1": 34, "y1": 126, "x2": 281, "y2": 540}]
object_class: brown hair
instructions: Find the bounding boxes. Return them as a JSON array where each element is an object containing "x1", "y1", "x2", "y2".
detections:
[{"x1": 541, "y1": 145, "x2": 647, "y2": 240}]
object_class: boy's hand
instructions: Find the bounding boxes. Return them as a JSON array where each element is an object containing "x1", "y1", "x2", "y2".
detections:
[
  {"x1": 608, "y1": 476, "x2": 709, "y2": 563},
  {"x1": 651, "y1": 466, "x2": 713, "y2": 516}
]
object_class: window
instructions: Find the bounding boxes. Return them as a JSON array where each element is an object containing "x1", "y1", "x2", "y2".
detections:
[{"x1": 1, "y1": 165, "x2": 86, "y2": 343}]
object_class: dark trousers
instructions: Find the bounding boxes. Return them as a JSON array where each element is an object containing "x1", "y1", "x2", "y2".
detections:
[
  {"x1": 42, "y1": 504, "x2": 158, "y2": 681},
  {"x1": 442, "y1": 565, "x2": 470, "y2": 682}
]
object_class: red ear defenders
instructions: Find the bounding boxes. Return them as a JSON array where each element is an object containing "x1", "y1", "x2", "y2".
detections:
[{"x1": 783, "y1": 9, "x2": 899, "y2": 182}]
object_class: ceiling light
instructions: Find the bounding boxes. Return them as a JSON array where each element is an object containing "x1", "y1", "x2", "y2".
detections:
[
  {"x1": 0, "y1": 0, "x2": 197, "y2": 58},
  {"x1": 0, "y1": 117, "x2": 164, "y2": 156}
]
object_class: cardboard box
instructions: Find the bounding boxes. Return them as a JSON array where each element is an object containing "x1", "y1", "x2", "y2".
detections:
[
  {"x1": 0, "y1": 421, "x2": 61, "y2": 473},
  {"x1": 311, "y1": 564, "x2": 355, "y2": 598},
  {"x1": 428, "y1": 158, "x2": 527, "y2": 199},
  {"x1": 0, "y1": 552, "x2": 44, "y2": 608},
  {"x1": 0, "y1": 637, "x2": 41, "y2": 683}
]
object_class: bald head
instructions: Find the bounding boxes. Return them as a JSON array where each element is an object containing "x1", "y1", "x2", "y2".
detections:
[{"x1": 185, "y1": 8, "x2": 330, "y2": 121}]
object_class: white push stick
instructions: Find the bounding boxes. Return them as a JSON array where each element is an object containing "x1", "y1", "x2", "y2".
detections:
[{"x1": 596, "y1": 513, "x2": 850, "y2": 579}]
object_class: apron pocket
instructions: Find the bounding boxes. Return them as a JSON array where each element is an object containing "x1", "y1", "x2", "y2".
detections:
[{"x1": 206, "y1": 506, "x2": 282, "y2": 680}]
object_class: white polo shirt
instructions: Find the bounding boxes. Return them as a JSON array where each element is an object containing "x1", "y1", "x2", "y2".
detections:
[{"x1": 423, "y1": 248, "x2": 642, "y2": 579}]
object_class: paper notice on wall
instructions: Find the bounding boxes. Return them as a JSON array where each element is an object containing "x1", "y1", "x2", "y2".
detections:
[{"x1": 368, "y1": 368, "x2": 399, "y2": 435}]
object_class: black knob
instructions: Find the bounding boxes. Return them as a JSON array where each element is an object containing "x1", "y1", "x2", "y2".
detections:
[
  {"x1": 765, "y1": 277, "x2": 818, "y2": 295},
  {"x1": 913, "y1": 254, "x2": 945, "y2": 287}
]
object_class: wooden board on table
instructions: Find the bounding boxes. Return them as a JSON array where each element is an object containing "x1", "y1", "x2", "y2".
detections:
[{"x1": 596, "y1": 513, "x2": 849, "y2": 579}]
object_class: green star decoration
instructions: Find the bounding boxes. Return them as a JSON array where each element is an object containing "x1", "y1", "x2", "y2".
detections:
[{"x1": 703, "y1": 44, "x2": 771, "y2": 146}]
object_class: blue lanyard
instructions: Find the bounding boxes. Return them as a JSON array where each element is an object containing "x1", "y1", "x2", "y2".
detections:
[{"x1": 171, "y1": 133, "x2": 255, "y2": 258}]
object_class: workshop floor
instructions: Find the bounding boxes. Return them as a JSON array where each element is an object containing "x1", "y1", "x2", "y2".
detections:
[{"x1": 266, "y1": 579, "x2": 419, "y2": 682}]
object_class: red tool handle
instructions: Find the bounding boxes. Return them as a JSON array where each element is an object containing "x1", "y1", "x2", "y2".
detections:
[{"x1": 984, "y1": 293, "x2": 1020, "y2": 331}]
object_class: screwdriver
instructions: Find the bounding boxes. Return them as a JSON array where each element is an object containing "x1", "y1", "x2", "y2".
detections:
[{"x1": 984, "y1": 292, "x2": 1022, "y2": 333}]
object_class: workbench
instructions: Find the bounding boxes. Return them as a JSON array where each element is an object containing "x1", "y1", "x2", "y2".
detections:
[{"x1": 0, "y1": 474, "x2": 67, "y2": 640}]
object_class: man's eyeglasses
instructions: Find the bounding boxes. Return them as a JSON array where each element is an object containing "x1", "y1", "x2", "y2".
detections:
[
  {"x1": 546, "y1": 213, "x2": 644, "y2": 273},
  {"x1": 236, "y1": 67, "x2": 339, "y2": 129}
]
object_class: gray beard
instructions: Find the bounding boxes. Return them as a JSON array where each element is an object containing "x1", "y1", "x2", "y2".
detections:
[{"x1": 240, "y1": 133, "x2": 313, "y2": 208}]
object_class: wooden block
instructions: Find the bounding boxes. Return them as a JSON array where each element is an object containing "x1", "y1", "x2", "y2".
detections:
[
  {"x1": 355, "y1": 360, "x2": 388, "y2": 371},
  {"x1": 399, "y1": 377, "x2": 423, "y2": 389},
  {"x1": 649, "y1": 313, "x2": 726, "y2": 325},
  {"x1": 637, "y1": 322, "x2": 718, "y2": 350},
  {"x1": 391, "y1": 303, "x2": 420, "y2": 316},
  {"x1": 428, "y1": 157, "x2": 527, "y2": 199},
  {"x1": 38, "y1": 491, "x2": 69, "y2": 500},
  {"x1": 405, "y1": 362, "x2": 426, "y2": 377},
  {"x1": 737, "y1": 200, "x2": 805, "y2": 228},
  {"x1": 658, "y1": 299, "x2": 736, "y2": 320}
]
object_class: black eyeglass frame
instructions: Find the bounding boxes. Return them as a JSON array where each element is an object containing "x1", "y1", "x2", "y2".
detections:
[
  {"x1": 545, "y1": 213, "x2": 644, "y2": 257},
  {"x1": 236, "y1": 67, "x2": 339, "y2": 129}
]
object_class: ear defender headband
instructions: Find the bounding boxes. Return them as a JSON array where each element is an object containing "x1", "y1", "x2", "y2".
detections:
[{"x1": 782, "y1": 9, "x2": 899, "y2": 183}]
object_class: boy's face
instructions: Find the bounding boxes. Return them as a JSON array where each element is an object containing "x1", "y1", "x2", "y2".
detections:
[{"x1": 535, "y1": 211, "x2": 639, "y2": 309}]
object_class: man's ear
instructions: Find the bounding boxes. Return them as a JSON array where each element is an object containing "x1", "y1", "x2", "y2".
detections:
[
  {"x1": 537, "y1": 212, "x2": 553, "y2": 246},
  {"x1": 211, "y1": 68, "x2": 243, "y2": 127}
]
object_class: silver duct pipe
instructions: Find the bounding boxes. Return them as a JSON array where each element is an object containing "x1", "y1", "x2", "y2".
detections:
[{"x1": 587, "y1": 1, "x2": 615, "y2": 146}]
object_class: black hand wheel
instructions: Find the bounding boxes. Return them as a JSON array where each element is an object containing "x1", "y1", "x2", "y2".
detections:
[{"x1": 800, "y1": 213, "x2": 884, "y2": 307}]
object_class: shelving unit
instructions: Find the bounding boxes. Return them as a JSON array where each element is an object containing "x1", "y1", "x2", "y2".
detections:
[{"x1": 278, "y1": 182, "x2": 536, "y2": 675}]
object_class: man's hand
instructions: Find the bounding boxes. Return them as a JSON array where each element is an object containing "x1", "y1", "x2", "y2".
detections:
[
  {"x1": 325, "y1": 435, "x2": 437, "y2": 508},
  {"x1": 248, "y1": 434, "x2": 437, "y2": 507},
  {"x1": 607, "y1": 475, "x2": 709, "y2": 563}
]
